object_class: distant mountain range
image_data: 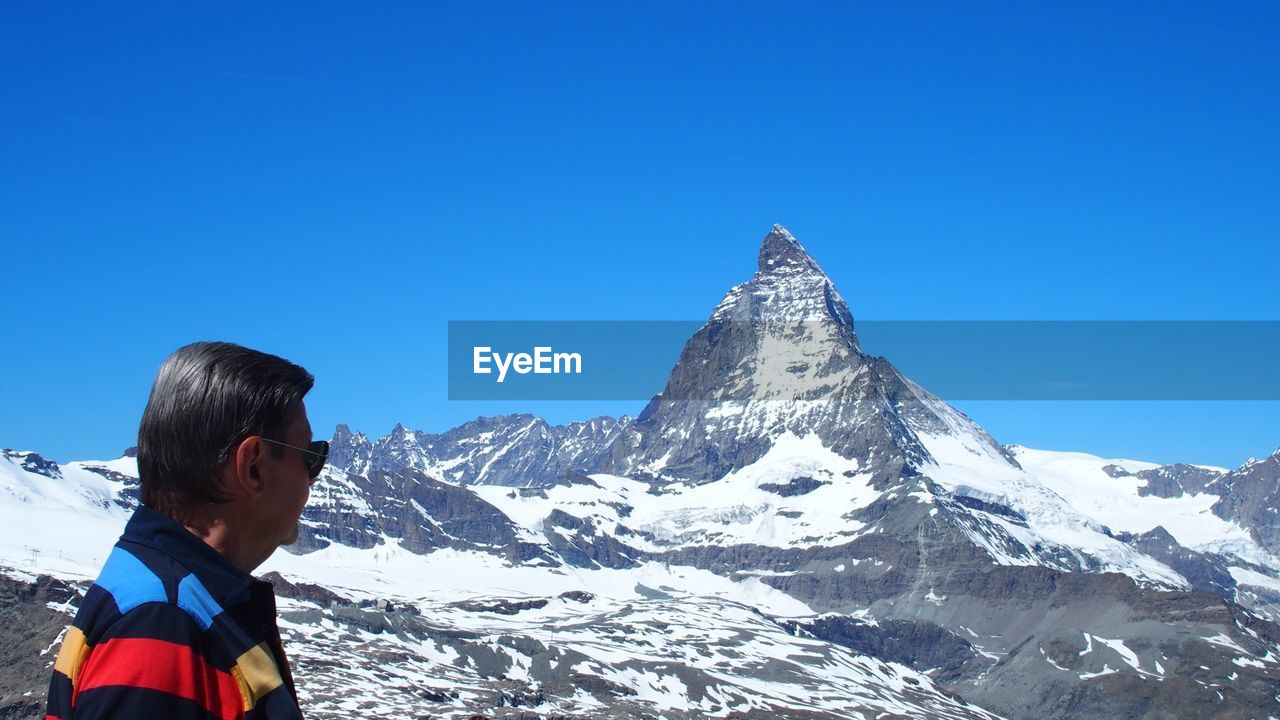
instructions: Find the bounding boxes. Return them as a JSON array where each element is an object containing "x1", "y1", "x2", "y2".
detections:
[{"x1": 3, "y1": 226, "x2": 1278, "y2": 719}]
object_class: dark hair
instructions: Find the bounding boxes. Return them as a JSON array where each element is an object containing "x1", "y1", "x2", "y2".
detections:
[{"x1": 137, "y1": 341, "x2": 314, "y2": 521}]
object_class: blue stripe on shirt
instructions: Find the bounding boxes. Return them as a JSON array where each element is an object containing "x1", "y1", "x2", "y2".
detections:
[
  {"x1": 177, "y1": 573, "x2": 225, "y2": 631},
  {"x1": 96, "y1": 546, "x2": 166, "y2": 613}
]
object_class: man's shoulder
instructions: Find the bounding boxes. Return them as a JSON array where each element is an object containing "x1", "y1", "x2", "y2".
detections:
[
  {"x1": 74, "y1": 542, "x2": 225, "y2": 642},
  {"x1": 52, "y1": 556, "x2": 218, "y2": 717}
]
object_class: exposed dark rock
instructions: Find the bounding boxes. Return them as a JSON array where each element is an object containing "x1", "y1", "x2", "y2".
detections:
[
  {"x1": 2, "y1": 450, "x2": 62, "y2": 480},
  {"x1": 0, "y1": 573, "x2": 83, "y2": 720},
  {"x1": 293, "y1": 467, "x2": 560, "y2": 567},
  {"x1": 758, "y1": 476, "x2": 828, "y2": 496},
  {"x1": 78, "y1": 464, "x2": 140, "y2": 509},
  {"x1": 1117, "y1": 526, "x2": 1235, "y2": 595},
  {"x1": 781, "y1": 615, "x2": 977, "y2": 681},
  {"x1": 452, "y1": 598, "x2": 550, "y2": 616},
  {"x1": 1133, "y1": 464, "x2": 1224, "y2": 498},
  {"x1": 1209, "y1": 450, "x2": 1280, "y2": 553},
  {"x1": 951, "y1": 494, "x2": 1025, "y2": 522},
  {"x1": 543, "y1": 510, "x2": 641, "y2": 569},
  {"x1": 326, "y1": 423, "x2": 373, "y2": 475},
  {"x1": 1102, "y1": 464, "x2": 1131, "y2": 479},
  {"x1": 260, "y1": 571, "x2": 354, "y2": 607}
]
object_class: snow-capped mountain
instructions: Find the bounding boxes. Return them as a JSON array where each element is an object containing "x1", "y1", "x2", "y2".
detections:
[
  {"x1": 601, "y1": 225, "x2": 1015, "y2": 486},
  {"x1": 4, "y1": 226, "x2": 1280, "y2": 720}
]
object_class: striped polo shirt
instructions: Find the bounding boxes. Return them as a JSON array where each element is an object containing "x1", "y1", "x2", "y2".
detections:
[{"x1": 47, "y1": 506, "x2": 304, "y2": 719}]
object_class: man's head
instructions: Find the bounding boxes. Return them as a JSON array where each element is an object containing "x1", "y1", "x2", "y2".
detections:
[{"x1": 137, "y1": 342, "x2": 316, "y2": 532}]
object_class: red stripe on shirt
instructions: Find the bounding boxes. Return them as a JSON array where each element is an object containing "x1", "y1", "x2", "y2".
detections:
[{"x1": 75, "y1": 637, "x2": 243, "y2": 720}]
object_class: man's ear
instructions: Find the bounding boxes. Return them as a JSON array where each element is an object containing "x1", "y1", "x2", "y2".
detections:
[{"x1": 229, "y1": 435, "x2": 268, "y2": 497}]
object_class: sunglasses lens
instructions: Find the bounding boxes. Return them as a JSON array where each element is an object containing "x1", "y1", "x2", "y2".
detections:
[{"x1": 306, "y1": 440, "x2": 329, "y2": 478}]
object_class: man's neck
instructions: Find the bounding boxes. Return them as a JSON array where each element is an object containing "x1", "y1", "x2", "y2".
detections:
[{"x1": 184, "y1": 515, "x2": 270, "y2": 575}]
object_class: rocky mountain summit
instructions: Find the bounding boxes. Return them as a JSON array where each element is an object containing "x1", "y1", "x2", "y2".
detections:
[
  {"x1": 1208, "y1": 450, "x2": 1280, "y2": 551},
  {"x1": 601, "y1": 225, "x2": 1016, "y2": 486},
  {"x1": 4, "y1": 226, "x2": 1280, "y2": 719}
]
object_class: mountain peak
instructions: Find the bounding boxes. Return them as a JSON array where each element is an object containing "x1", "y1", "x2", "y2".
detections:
[{"x1": 758, "y1": 224, "x2": 823, "y2": 275}]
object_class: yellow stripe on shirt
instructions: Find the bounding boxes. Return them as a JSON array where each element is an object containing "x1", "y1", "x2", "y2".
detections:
[
  {"x1": 52, "y1": 626, "x2": 90, "y2": 687},
  {"x1": 230, "y1": 641, "x2": 284, "y2": 711}
]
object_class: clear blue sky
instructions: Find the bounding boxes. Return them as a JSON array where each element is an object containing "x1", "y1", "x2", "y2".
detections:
[{"x1": 2, "y1": 3, "x2": 1277, "y2": 467}]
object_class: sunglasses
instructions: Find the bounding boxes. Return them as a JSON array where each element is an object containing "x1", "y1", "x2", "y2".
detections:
[{"x1": 259, "y1": 437, "x2": 329, "y2": 479}]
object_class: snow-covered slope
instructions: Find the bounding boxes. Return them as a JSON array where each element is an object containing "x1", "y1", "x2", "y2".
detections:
[
  {"x1": 0, "y1": 448, "x2": 1005, "y2": 720},
  {"x1": 5, "y1": 435, "x2": 1280, "y2": 719},
  {"x1": 275, "y1": 589, "x2": 1002, "y2": 720},
  {"x1": 0, "y1": 450, "x2": 133, "y2": 580},
  {"x1": 1012, "y1": 446, "x2": 1264, "y2": 561},
  {"x1": 477, "y1": 432, "x2": 878, "y2": 551}
]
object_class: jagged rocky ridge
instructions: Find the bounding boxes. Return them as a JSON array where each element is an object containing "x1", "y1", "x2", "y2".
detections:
[
  {"x1": 5, "y1": 226, "x2": 1280, "y2": 719},
  {"x1": 328, "y1": 414, "x2": 629, "y2": 487}
]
